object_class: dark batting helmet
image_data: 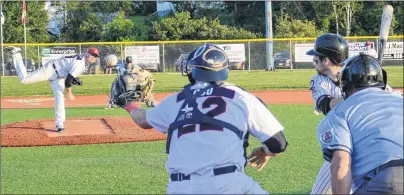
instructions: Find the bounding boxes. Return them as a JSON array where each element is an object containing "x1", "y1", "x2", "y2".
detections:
[
  {"x1": 339, "y1": 53, "x2": 386, "y2": 98},
  {"x1": 125, "y1": 56, "x2": 133, "y2": 64},
  {"x1": 182, "y1": 43, "x2": 230, "y2": 82},
  {"x1": 306, "y1": 33, "x2": 349, "y2": 65}
]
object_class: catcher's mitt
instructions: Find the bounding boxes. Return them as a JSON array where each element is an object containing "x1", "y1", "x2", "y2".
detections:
[{"x1": 111, "y1": 72, "x2": 155, "y2": 108}]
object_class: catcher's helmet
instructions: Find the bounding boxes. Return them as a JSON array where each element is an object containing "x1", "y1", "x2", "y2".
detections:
[
  {"x1": 182, "y1": 43, "x2": 230, "y2": 82},
  {"x1": 340, "y1": 53, "x2": 385, "y2": 97},
  {"x1": 125, "y1": 56, "x2": 133, "y2": 64},
  {"x1": 306, "y1": 33, "x2": 348, "y2": 64},
  {"x1": 88, "y1": 48, "x2": 100, "y2": 57}
]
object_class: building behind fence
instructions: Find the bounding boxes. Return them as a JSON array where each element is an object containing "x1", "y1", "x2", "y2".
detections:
[{"x1": 1, "y1": 35, "x2": 403, "y2": 76}]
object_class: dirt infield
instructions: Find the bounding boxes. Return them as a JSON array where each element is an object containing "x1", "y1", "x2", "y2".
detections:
[
  {"x1": 1, "y1": 90, "x2": 315, "y2": 109},
  {"x1": 2, "y1": 89, "x2": 402, "y2": 147}
]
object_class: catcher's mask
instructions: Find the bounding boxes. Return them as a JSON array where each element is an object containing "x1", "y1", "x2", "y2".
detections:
[
  {"x1": 180, "y1": 49, "x2": 197, "y2": 77},
  {"x1": 338, "y1": 53, "x2": 386, "y2": 99},
  {"x1": 181, "y1": 43, "x2": 230, "y2": 82}
]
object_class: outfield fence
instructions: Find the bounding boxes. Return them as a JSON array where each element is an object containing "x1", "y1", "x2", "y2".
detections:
[{"x1": 1, "y1": 35, "x2": 403, "y2": 76}]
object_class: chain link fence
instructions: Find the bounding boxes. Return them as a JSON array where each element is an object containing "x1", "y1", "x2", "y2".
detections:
[{"x1": 1, "y1": 36, "x2": 403, "y2": 76}]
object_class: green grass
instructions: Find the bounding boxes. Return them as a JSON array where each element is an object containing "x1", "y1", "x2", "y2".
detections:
[
  {"x1": 1, "y1": 67, "x2": 402, "y2": 97},
  {"x1": 1, "y1": 105, "x2": 324, "y2": 194},
  {"x1": 1, "y1": 67, "x2": 402, "y2": 194}
]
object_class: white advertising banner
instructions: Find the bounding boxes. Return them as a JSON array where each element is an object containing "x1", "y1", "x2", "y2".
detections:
[
  {"x1": 216, "y1": 44, "x2": 246, "y2": 62},
  {"x1": 348, "y1": 41, "x2": 377, "y2": 58},
  {"x1": 124, "y1": 46, "x2": 160, "y2": 64},
  {"x1": 294, "y1": 42, "x2": 388, "y2": 62},
  {"x1": 383, "y1": 42, "x2": 403, "y2": 60},
  {"x1": 41, "y1": 47, "x2": 77, "y2": 65},
  {"x1": 294, "y1": 44, "x2": 314, "y2": 62}
]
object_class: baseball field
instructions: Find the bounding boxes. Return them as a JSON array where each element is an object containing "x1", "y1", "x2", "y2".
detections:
[{"x1": 1, "y1": 67, "x2": 403, "y2": 194}]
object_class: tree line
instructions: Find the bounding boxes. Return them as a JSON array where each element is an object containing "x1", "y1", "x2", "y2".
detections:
[{"x1": 1, "y1": 1, "x2": 403, "y2": 44}]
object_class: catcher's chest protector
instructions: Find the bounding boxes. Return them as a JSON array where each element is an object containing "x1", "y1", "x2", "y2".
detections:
[{"x1": 166, "y1": 83, "x2": 244, "y2": 154}]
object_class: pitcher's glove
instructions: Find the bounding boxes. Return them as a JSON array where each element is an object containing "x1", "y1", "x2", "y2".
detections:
[
  {"x1": 72, "y1": 77, "x2": 83, "y2": 86},
  {"x1": 65, "y1": 74, "x2": 83, "y2": 88}
]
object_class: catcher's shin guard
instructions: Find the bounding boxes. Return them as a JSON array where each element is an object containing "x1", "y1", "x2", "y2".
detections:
[{"x1": 144, "y1": 79, "x2": 156, "y2": 107}]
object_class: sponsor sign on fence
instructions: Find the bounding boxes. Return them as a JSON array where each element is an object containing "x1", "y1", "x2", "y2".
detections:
[
  {"x1": 383, "y1": 42, "x2": 403, "y2": 60},
  {"x1": 216, "y1": 44, "x2": 246, "y2": 63},
  {"x1": 41, "y1": 47, "x2": 77, "y2": 65},
  {"x1": 124, "y1": 46, "x2": 160, "y2": 64}
]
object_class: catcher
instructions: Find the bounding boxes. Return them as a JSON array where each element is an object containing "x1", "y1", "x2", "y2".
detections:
[{"x1": 106, "y1": 56, "x2": 156, "y2": 108}]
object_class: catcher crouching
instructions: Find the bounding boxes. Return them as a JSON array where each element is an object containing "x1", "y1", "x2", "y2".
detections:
[{"x1": 106, "y1": 56, "x2": 156, "y2": 108}]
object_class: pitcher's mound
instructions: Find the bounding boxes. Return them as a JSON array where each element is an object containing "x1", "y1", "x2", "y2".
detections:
[
  {"x1": 1, "y1": 116, "x2": 167, "y2": 147},
  {"x1": 44, "y1": 120, "x2": 113, "y2": 137}
]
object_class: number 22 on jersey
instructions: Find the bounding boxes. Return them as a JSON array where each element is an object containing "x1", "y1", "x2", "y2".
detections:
[{"x1": 178, "y1": 96, "x2": 227, "y2": 138}]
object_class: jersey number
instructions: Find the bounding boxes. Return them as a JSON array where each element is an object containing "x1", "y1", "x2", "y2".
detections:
[{"x1": 178, "y1": 97, "x2": 226, "y2": 137}]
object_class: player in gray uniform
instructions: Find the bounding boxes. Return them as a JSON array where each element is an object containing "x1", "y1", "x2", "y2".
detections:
[
  {"x1": 317, "y1": 53, "x2": 403, "y2": 194},
  {"x1": 308, "y1": 33, "x2": 348, "y2": 116},
  {"x1": 307, "y1": 33, "x2": 349, "y2": 194}
]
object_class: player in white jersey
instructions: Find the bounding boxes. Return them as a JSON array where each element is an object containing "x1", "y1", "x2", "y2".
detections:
[
  {"x1": 6, "y1": 46, "x2": 99, "y2": 132},
  {"x1": 317, "y1": 54, "x2": 403, "y2": 194},
  {"x1": 117, "y1": 44, "x2": 289, "y2": 194}
]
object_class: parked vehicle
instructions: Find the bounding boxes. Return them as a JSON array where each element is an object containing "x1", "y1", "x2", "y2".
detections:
[
  {"x1": 5, "y1": 58, "x2": 36, "y2": 76},
  {"x1": 136, "y1": 62, "x2": 159, "y2": 72},
  {"x1": 274, "y1": 51, "x2": 293, "y2": 68},
  {"x1": 175, "y1": 53, "x2": 190, "y2": 72},
  {"x1": 229, "y1": 61, "x2": 245, "y2": 70}
]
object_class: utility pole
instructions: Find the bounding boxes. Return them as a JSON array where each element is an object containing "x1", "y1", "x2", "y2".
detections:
[{"x1": 265, "y1": 0, "x2": 274, "y2": 71}]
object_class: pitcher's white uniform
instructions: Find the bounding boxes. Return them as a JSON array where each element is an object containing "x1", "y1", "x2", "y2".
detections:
[
  {"x1": 10, "y1": 51, "x2": 86, "y2": 129},
  {"x1": 146, "y1": 82, "x2": 285, "y2": 194}
]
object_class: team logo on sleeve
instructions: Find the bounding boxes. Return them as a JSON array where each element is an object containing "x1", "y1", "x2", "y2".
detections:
[
  {"x1": 321, "y1": 82, "x2": 329, "y2": 90},
  {"x1": 321, "y1": 129, "x2": 334, "y2": 144}
]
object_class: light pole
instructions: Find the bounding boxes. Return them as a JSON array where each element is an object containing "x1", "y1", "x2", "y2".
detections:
[{"x1": 265, "y1": 0, "x2": 274, "y2": 71}]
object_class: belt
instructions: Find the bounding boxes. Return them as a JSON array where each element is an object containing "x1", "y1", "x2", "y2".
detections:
[
  {"x1": 364, "y1": 159, "x2": 404, "y2": 181},
  {"x1": 52, "y1": 63, "x2": 60, "y2": 77},
  {"x1": 170, "y1": 165, "x2": 238, "y2": 182},
  {"x1": 377, "y1": 159, "x2": 404, "y2": 173}
]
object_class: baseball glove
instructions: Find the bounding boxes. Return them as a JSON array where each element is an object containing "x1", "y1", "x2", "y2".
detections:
[
  {"x1": 111, "y1": 72, "x2": 154, "y2": 108},
  {"x1": 72, "y1": 77, "x2": 83, "y2": 86}
]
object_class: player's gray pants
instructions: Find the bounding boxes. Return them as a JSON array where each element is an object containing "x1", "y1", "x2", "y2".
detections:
[
  {"x1": 166, "y1": 171, "x2": 268, "y2": 194},
  {"x1": 353, "y1": 164, "x2": 403, "y2": 194},
  {"x1": 311, "y1": 161, "x2": 332, "y2": 194}
]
